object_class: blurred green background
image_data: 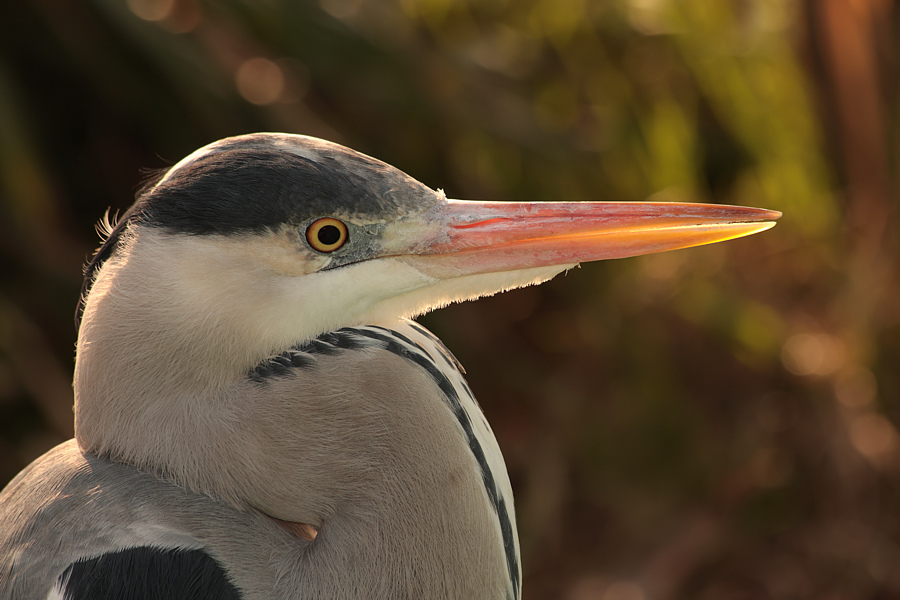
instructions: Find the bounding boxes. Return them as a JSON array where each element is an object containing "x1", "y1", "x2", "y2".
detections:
[{"x1": 1, "y1": 0, "x2": 898, "y2": 598}]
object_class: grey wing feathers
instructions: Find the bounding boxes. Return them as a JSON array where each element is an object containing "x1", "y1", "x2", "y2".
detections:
[{"x1": 0, "y1": 441, "x2": 304, "y2": 600}]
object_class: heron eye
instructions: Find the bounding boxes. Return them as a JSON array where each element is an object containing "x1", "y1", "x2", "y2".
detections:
[{"x1": 306, "y1": 218, "x2": 348, "y2": 253}]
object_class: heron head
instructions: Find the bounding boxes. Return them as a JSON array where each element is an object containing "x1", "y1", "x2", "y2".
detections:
[{"x1": 76, "y1": 132, "x2": 779, "y2": 353}]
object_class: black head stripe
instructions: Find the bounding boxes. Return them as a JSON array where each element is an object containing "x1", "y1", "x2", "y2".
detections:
[{"x1": 140, "y1": 136, "x2": 432, "y2": 236}]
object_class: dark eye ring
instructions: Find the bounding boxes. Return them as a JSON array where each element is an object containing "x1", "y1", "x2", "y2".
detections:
[{"x1": 306, "y1": 218, "x2": 348, "y2": 253}]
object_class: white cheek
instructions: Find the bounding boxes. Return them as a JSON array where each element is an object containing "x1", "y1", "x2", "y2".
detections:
[
  {"x1": 269, "y1": 258, "x2": 570, "y2": 334},
  {"x1": 269, "y1": 258, "x2": 570, "y2": 339},
  {"x1": 267, "y1": 259, "x2": 437, "y2": 338},
  {"x1": 375, "y1": 263, "x2": 569, "y2": 320}
]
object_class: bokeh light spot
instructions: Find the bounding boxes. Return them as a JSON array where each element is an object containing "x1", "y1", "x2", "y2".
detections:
[
  {"x1": 235, "y1": 58, "x2": 285, "y2": 106},
  {"x1": 567, "y1": 575, "x2": 606, "y2": 600},
  {"x1": 850, "y1": 414, "x2": 899, "y2": 460},
  {"x1": 127, "y1": 0, "x2": 175, "y2": 22},
  {"x1": 781, "y1": 333, "x2": 844, "y2": 376},
  {"x1": 627, "y1": 0, "x2": 678, "y2": 35},
  {"x1": 835, "y1": 366, "x2": 877, "y2": 408}
]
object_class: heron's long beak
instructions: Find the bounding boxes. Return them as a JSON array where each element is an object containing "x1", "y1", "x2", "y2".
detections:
[{"x1": 398, "y1": 200, "x2": 780, "y2": 278}]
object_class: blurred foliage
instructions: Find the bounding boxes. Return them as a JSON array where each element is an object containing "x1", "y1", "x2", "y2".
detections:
[{"x1": 1, "y1": 0, "x2": 898, "y2": 598}]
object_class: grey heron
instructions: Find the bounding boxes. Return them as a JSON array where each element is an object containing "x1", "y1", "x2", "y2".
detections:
[{"x1": 0, "y1": 133, "x2": 779, "y2": 599}]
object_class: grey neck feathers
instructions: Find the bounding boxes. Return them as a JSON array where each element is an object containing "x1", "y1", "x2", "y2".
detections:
[{"x1": 73, "y1": 233, "x2": 511, "y2": 596}]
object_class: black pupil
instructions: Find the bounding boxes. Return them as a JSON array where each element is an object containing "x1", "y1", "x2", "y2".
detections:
[{"x1": 317, "y1": 224, "x2": 342, "y2": 246}]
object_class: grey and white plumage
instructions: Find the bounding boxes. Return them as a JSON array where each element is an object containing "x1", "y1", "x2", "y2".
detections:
[
  {"x1": 4, "y1": 324, "x2": 513, "y2": 599},
  {"x1": 0, "y1": 133, "x2": 779, "y2": 599}
]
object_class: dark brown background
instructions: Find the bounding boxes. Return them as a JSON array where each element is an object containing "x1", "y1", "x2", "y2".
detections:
[{"x1": 1, "y1": 1, "x2": 898, "y2": 598}]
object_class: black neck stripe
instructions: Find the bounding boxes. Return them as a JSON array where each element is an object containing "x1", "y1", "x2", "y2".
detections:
[{"x1": 248, "y1": 326, "x2": 520, "y2": 598}]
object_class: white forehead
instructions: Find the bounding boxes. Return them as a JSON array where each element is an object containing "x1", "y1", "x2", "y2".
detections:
[{"x1": 155, "y1": 133, "x2": 329, "y2": 188}]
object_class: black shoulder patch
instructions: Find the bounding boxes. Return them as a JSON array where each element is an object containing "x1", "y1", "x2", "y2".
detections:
[{"x1": 58, "y1": 547, "x2": 241, "y2": 600}]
